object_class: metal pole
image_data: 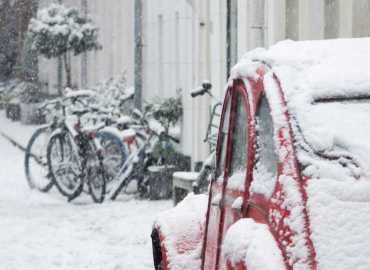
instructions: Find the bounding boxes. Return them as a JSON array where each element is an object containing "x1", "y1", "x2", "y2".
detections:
[
  {"x1": 226, "y1": 0, "x2": 232, "y2": 78},
  {"x1": 226, "y1": 0, "x2": 238, "y2": 78},
  {"x1": 134, "y1": 0, "x2": 143, "y2": 110},
  {"x1": 57, "y1": 0, "x2": 63, "y2": 94},
  {"x1": 81, "y1": 0, "x2": 88, "y2": 88}
]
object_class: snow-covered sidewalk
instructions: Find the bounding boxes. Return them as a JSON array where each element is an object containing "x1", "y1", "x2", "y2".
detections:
[{"x1": 0, "y1": 114, "x2": 172, "y2": 270}]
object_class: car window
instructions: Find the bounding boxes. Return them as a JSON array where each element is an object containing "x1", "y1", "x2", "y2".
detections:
[
  {"x1": 251, "y1": 95, "x2": 278, "y2": 197},
  {"x1": 230, "y1": 92, "x2": 248, "y2": 174},
  {"x1": 216, "y1": 96, "x2": 231, "y2": 178}
]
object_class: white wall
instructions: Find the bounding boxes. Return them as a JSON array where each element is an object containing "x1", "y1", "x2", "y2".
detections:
[
  {"x1": 142, "y1": 0, "x2": 212, "y2": 163},
  {"x1": 38, "y1": 0, "x2": 134, "y2": 94},
  {"x1": 36, "y1": 0, "x2": 370, "y2": 165}
]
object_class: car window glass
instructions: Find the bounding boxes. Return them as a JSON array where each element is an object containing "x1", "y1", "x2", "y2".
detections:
[
  {"x1": 251, "y1": 95, "x2": 278, "y2": 198},
  {"x1": 230, "y1": 92, "x2": 248, "y2": 174},
  {"x1": 216, "y1": 97, "x2": 231, "y2": 178}
]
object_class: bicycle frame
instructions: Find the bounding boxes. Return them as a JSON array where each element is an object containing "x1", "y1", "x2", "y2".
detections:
[{"x1": 107, "y1": 131, "x2": 155, "y2": 200}]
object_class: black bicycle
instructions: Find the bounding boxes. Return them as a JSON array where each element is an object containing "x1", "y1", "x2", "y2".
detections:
[
  {"x1": 190, "y1": 81, "x2": 221, "y2": 194},
  {"x1": 46, "y1": 91, "x2": 108, "y2": 203},
  {"x1": 24, "y1": 99, "x2": 63, "y2": 192}
]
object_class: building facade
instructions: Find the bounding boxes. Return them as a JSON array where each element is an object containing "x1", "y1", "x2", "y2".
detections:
[
  {"x1": 37, "y1": 0, "x2": 134, "y2": 94},
  {"x1": 142, "y1": 0, "x2": 370, "y2": 164},
  {"x1": 36, "y1": 0, "x2": 370, "y2": 165}
]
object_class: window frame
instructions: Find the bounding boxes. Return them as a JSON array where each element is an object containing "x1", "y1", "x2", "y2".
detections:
[{"x1": 214, "y1": 88, "x2": 232, "y2": 180}]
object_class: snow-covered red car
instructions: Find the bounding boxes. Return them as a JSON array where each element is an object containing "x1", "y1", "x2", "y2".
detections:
[{"x1": 151, "y1": 38, "x2": 370, "y2": 270}]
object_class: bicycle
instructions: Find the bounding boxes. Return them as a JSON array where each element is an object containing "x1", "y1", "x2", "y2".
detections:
[
  {"x1": 46, "y1": 91, "x2": 109, "y2": 203},
  {"x1": 24, "y1": 99, "x2": 64, "y2": 192},
  {"x1": 190, "y1": 81, "x2": 221, "y2": 194},
  {"x1": 95, "y1": 110, "x2": 146, "y2": 193},
  {"x1": 107, "y1": 109, "x2": 180, "y2": 201}
]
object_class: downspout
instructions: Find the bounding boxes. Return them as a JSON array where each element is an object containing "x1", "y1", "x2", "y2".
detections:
[
  {"x1": 226, "y1": 0, "x2": 232, "y2": 78},
  {"x1": 226, "y1": 0, "x2": 238, "y2": 78},
  {"x1": 57, "y1": 0, "x2": 63, "y2": 95},
  {"x1": 134, "y1": 0, "x2": 143, "y2": 110},
  {"x1": 81, "y1": 0, "x2": 88, "y2": 88}
]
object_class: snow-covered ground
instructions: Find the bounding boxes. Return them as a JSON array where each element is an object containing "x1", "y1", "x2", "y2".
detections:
[{"x1": 0, "y1": 112, "x2": 172, "y2": 270}]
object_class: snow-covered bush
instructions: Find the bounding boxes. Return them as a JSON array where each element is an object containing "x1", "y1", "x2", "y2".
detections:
[
  {"x1": 145, "y1": 94, "x2": 183, "y2": 163},
  {"x1": 145, "y1": 94, "x2": 183, "y2": 133},
  {"x1": 91, "y1": 73, "x2": 135, "y2": 115},
  {"x1": 0, "y1": 79, "x2": 42, "y2": 104},
  {"x1": 28, "y1": 3, "x2": 101, "y2": 88}
]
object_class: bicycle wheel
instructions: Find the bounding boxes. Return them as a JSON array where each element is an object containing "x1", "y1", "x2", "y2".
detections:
[
  {"x1": 85, "y1": 142, "x2": 106, "y2": 203},
  {"x1": 108, "y1": 131, "x2": 148, "y2": 200},
  {"x1": 24, "y1": 126, "x2": 54, "y2": 192},
  {"x1": 96, "y1": 130, "x2": 127, "y2": 192},
  {"x1": 47, "y1": 132, "x2": 84, "y2": 199}
]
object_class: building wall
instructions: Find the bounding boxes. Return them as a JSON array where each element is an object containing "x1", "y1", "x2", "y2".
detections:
[
  {"x1": 37, "y1": 0, "x2": 134, "y2": 95},
  {"x1": 35, "y1": 0, "x2": 370, "y2": 164},
  {"x1": 142, "y1": 0, "x2": 370, "y2": 164},
  {"x1": 142, "y1": 0, "x2": 210, "y2": 162}
]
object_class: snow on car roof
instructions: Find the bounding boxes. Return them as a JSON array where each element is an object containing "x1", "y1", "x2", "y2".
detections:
[
  {"x1": 231, "y1": 38, "x2": 370, "y2": 174},
  {"x1": 231, "y1": 39, "x2": 370, "y2": 269},
  {"x1": 238, "y1": 38, "x2": 370, "y2": 178},
  {"x1": 233, "y1": 38, "x2": 370, "y2": 100}
]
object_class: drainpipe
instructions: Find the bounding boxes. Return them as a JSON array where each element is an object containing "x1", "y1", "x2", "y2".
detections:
[
  {"x1": 226, "y1": 0, "x2": 232, "y2": 78},
  {"x1": 226, "y1": 0, "x2": 238, "y2": 78},
  {"x1": 81, "y1": 0, "x2": 88, "y2": 88},
  {"x1": 57, "y1": 0, "x2": 63, "y2": 95},
  {"x1": 134, "y1": 0, "x2": 143, "y2": 110}
]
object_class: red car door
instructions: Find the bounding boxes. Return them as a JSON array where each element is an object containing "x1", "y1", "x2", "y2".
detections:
[
  {"x1": 202, "y1": 89, "x2": 233, "y2": 270},
  {"x1": 218, "y1": 82, "x2": 252, "y2": 270}
]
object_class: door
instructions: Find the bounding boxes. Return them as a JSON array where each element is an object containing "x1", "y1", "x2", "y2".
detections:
[
  {"x1": 218, "y1": 83, "x2": 250, "y2": 270},
  {"x1": 202, "y1": 90, "x2": 232, "y2": 270}
]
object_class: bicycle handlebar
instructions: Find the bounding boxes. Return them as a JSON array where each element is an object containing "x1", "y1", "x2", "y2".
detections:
[
  {"x1": 191, "y1": 87, "x2": 208, "y2": 97},
  {"x1": 149, "y1": 128, "x2": 180, "y2": 144},
  {"x1": 166, "y1": 133, "x2": 180, "y2": 144},
  {"x1": 191, "y1": 81, "x2": 213, "y2": 98}
]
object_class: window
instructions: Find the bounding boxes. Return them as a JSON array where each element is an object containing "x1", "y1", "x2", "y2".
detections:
[
  {"x1": 216, "y1": 96, "x2": 232, "y2": 178},
  {"x1": 251, "y1": 95, "x2": 278, "y2": 197},
  {"x1": 230, "y1": 92, "x2": 248, "y2": 174}
]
